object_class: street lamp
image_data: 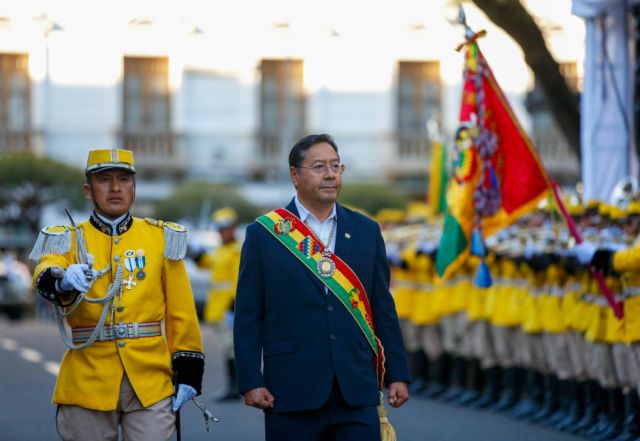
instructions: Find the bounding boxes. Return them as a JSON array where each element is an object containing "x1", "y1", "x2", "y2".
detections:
[{"x1": 34, "y1": 14, "x2": 63, "y2": 141}]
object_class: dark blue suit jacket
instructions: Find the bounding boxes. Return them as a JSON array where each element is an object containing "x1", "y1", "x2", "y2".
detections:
[{"x1": 234, "y1": 200, "x2": 410, "y2": 413}]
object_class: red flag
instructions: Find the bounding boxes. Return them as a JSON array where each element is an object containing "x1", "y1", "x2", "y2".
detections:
[
  {"x1": 436, "y1": 35, "x2": 551, "y2": 281},
  {"x1": 471, "y1": 44, "x2": 552, "y2": 237}
]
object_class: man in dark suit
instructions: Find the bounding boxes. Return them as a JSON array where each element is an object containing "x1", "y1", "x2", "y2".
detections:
[{"x1": 234, "y1": 134, "x2": 410, "y2": 440}]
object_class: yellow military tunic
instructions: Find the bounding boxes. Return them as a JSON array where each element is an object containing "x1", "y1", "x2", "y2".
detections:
[
  {"x1": 390, "y1": 247, "x2": 418, "y2": 320},
  {"x1": 197, "y1": 240, "x2": 241, "y2": 324},
  {"x1": 32, "y1": 215, "x2": 203, "y2": 411},
  {"x1": 539, "y1": 263, "x2": 567, "y2": 334},
  {"x1": 613, "y1": 245, "x2": 640, "y2": 343},
  {"x1": 411, "y1": 252, "x2": 438, "y2": 325}
]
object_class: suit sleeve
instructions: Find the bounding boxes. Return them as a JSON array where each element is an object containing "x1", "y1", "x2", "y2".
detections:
[
  {"x1": 163, "y1": 258, "x2": 205, "y2": 394},
  {"x1": 233, "y1": 223, "x2": 266, "y2": 394},
  {"x1": 370, "y1": 224, "x2": 411, "y2": 386}
]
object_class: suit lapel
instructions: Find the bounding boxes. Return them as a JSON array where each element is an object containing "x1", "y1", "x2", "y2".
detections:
[{"x1": 334, "y1": 204, "x2": 353, "y2": 262}]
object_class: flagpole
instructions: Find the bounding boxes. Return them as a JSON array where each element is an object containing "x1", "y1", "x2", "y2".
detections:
[{"x1": 550, "y1": 184, "x2": 623, "y2": 320}]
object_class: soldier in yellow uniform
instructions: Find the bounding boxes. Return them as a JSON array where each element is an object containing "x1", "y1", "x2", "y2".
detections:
[
  {"x1": 575, "y1": 204, "x2": 640, "y2": 440},
  {"x1": 30, "y1": 149, "x2": 204, "y2": 441},
  {"x1": 194, "y1": 207, "x2": 241, "y2": 401}
]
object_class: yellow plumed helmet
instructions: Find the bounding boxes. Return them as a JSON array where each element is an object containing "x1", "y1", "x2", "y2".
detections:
[
  {"x1": 406, "y1": 201, "x2": 430, "y2": 222},
  {"x1": 628, "y1": 200, "x2": 640, "y2": 216},
  {"x1": 211, "y1": 207, "x2": 237, "y2": 229},
  {"x1": 585, "y1": 199, "x2": 602, "y2": 211},
  {"x1": 567, "y1": 203, "x2": 584, "y2": 216},
  {"x1": 375, "y1": 208, "x2": 405, "y2": 224},
  {"x1": 85, "y1": 148, "x2": 135, "y2": 174},
  {"x1": 609, "y1": 206, "x2": 627, "y2": 221},
  {"x1": 598, "y1": 203, "x2": 614, "y2": 218}
]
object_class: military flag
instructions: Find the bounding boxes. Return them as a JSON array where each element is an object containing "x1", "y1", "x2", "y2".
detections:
[{"x1": 435, "y1": 30, "x2": 551, "y2": 283}]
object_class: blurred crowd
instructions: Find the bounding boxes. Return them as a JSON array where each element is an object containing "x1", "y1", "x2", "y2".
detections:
[{"x1": 383, "y1": 200, "x2": 640, "y2": 441}]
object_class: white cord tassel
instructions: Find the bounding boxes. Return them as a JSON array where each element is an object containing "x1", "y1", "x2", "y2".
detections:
[
  {"x1": 55, "y1": 263, "x2": 123, "y2": 350},
  {"x1": 164, "y1": 224, "x2": 188, "y2": 260}
]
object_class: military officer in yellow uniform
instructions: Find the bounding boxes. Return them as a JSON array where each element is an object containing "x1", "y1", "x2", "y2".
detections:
[
  {"x1": 194, "y1": 206, "x2": 241, "y2": 401},
  {"x1": 30, "y1": 149, "x2": 204, "y2": 441}
]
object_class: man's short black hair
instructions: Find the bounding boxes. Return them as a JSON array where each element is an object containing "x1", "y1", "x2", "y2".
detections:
[{"x1": 288, "y1": 134, "x2": 339, "y2": 168}]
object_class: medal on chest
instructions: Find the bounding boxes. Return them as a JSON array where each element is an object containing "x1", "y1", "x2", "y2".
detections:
[
  {"x1": 305, "y1": 218, "x2": 337, "y2": 278},
  {"x1": 123, "y1": 249, "x2": 146, "y2": 288}
]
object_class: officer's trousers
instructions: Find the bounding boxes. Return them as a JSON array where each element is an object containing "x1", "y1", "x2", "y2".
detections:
[
  {"x1": 419, "y1": 324, "x2": 444, "y2": 361},
  {"x1": 441, "y1": 313, "x2": 466, "y2": 355},
  {"x1": 542, "y1": 332, "x2": 572, "y2": 380},
  {"x1": 399, "y1": 319, "x2": 420, "y2": 353},
  {"x1": 612, "y1": 343, "x2": 635, "y2": 389},
  {"x1": 56, "y1": 374, "x2": 174, "y2": 441},
  {"x1": 463, "y1": 320, "x2": 496, "y2": 368},
  {"x1": 566, "y1": 330, "x2": 589, "y2": 381},
  {"x1": 589, "y1": 342, "x2": 618, "y2": 388},
  {"x1": 490, "y1": 325, "x2": 518, "y2": 368},
  {"x1": 514, "y1": 331, "x2": 547, "y2": 374}
]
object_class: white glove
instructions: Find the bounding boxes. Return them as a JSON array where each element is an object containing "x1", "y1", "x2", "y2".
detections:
[
  {"x1": 59, "y1": 264, "x2": 94, "y2": 292},
  {"x1": 572, "y1": 241, "x2": 598, "y2": 265},
  {"x1": 172, "y1": 384, "x2": 197, "y2": 412}
]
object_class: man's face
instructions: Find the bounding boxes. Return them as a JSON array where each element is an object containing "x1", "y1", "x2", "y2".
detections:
[
  {"x1": 84, "y1": 169, "x2": 135, "y2": 218},
  {"x1": 218, "y1": 225, "x2": 236, "y2": 244},
  {"x1": 290, "y1": 142, "x2": 342, "y2": 206}
]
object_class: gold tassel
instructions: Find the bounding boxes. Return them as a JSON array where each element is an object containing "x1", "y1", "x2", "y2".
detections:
[{"x1": 378, "y1": 396, "x2": 397, "y2": 441}]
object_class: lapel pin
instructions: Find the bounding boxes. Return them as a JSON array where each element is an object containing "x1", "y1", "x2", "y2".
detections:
[{"x1": 345, "y1": 233, "x2": 351, "y2": 239}]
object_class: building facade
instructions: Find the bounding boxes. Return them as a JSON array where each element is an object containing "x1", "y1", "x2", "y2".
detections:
[{"x1": 0, "y1": 2, "x2": 582, "y2": 206}]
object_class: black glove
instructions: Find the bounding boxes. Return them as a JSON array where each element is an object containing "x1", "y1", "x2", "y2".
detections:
[{"x1": 590, "y1": 249, "x2": 614, "y2": 275}]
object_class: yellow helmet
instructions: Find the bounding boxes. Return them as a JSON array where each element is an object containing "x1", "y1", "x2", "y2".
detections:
[
  {"x1": 628, "y1": 200, "x2": 640, "y2": 216},
  {"x1": 85, "y1": 149, "x2": 135, "y2": 175},
  {"x1": 609, "y1": 206, "x2": 627, "y2": 221},
  {"x1": 211, "y1": 207, "x2": 237, "y2": 229},
  {"x1": 374, "y1": 208, "x2": 405, "y2": 224}
]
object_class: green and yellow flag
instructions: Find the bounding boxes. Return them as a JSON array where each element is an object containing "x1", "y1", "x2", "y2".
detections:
[{"x1": 435, "y1": 33, "x2": 552, "y2": 282}]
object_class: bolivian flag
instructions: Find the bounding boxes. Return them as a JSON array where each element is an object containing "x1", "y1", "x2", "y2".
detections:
[{"x1": 435, "y1": 35, "x2": 552, "y2": 282}]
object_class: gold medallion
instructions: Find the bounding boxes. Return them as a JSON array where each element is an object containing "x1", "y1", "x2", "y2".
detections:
[{"x1": 317, "y1": 255, "x2": 336, "y2": 278}]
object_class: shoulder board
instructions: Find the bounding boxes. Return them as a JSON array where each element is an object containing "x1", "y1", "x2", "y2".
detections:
[
  {"x1": 159, "y1": 220, "x2": 188, "y2": 260},
  {"x1": 145, "y1": 217, "x2": 164, "y2": 228},
  {"x1": 28, "y1": 225, "x2": 73, "y2": 261}
]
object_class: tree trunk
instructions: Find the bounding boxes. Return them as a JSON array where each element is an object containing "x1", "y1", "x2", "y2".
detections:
[{"x1": 470, "y1": 0, "x2": 581, "y2": 161}]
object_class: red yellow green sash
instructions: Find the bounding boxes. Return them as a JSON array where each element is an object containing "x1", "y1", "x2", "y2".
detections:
[{"x1": 257, "y1": 208, "x2": 386, "y2": 388}]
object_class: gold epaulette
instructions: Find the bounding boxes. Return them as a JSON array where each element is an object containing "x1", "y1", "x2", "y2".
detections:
[
  {"x1": 146, "y1": 218, "x2": 188, "y2": 260},
  {"x1": 29, "y1": 225, "x2": 74, "y2": 261}
]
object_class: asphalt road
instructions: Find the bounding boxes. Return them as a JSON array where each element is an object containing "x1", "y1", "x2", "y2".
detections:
[{"x1": 0, "y1": 317, "x2": 587, "y2": 441}]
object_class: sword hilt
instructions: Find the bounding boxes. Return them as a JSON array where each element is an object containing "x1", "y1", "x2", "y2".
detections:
[{"x1": 85, "y1": 254, "x2": 94, "y2": 281}]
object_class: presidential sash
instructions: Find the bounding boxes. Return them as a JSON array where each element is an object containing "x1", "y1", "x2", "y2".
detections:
[{"x1": 257, "y1": 208, "x2": 386, "y2": 388}]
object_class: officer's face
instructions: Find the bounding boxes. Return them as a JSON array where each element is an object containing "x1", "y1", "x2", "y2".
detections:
[
  {"x1": 84, "y1": 169, "x2": 135, "y2": 218},
  {"x1": 290, "y1": 142, "x2": 342, "y2": 207},
  {"x1": 218, "y1": 225, "x2": 236, "y2": 244}
]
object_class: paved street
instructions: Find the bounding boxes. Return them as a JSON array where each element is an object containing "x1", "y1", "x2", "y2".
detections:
[{"x1": 0, "y1": 317, "x2": 586, "y2": 441}]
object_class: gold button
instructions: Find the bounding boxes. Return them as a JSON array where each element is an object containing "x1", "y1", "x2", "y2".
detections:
[{"x1": 118, "y1": 341, "x2": 126, "y2": 348}]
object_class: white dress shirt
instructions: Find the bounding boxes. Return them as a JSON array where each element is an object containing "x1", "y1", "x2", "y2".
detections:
[{"x1": 294, "y1": 196, "x2": 337, "y2": 253}]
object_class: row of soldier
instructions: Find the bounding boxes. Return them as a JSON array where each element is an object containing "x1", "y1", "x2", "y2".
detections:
[{"x1": 384, "y1": 200, "x2": 640, "y2": 441}]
